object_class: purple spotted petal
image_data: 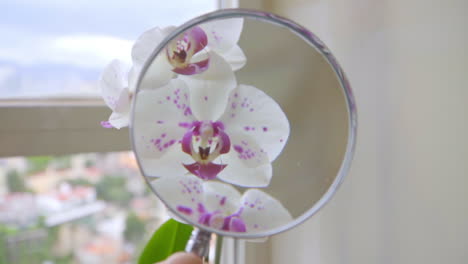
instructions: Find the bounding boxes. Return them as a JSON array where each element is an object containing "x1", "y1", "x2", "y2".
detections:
[
  {"x1": 220, "y1": 84, "x2": 290, "y2": 163},
  {"x1": 183, "y1": 162, "x2": 227, "y2": 180},
  {"x1": 173, "y1": 59, "x2": 209, "y2": 75}
]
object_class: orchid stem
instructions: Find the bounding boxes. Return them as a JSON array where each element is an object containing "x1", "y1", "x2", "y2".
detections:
[{"x1": 214, "y1": 235, "x2": 223, "y2": 264}]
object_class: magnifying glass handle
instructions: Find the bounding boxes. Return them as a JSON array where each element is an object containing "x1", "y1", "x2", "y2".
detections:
[{"x1": 185, "y1": 229, "x2": 212, "y2": 260}]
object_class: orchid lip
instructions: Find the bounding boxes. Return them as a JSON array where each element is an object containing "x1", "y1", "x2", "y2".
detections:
[
  {"x1": 183, "y1": 162, "x2": 227, "y2": 180},
  {"x1": 180, "y1": 120, "x2": 230, "y2": 180}
]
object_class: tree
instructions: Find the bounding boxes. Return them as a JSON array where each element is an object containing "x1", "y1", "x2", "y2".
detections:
[
  {"x1": 6, "y1": 170, "x2": 28, "y2": 193},
  {"x1": 27, "y1": 156, "x2": 52, "y2": 174},
  {"x1": 95, "y1": 175, "x2": 132, "y2": 206},
  {"x1": 124, "y1": 213, "x2": 146, "y2": 244}
]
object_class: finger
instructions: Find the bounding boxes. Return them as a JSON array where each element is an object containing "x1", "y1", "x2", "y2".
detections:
[{"x1": 157, "y1": 252, "x2": 203, "y2": 264}]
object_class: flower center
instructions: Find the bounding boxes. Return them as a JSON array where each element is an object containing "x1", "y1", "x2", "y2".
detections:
[
  {"x1": 196, "y1": 203, "x2": 247, "y2": 232},
  {"x1": 168, "y1": 35, "x2": 191, "y2": 67},
  {"x1": 182, "y1": 121, "x2": 230, "y2": 164}
]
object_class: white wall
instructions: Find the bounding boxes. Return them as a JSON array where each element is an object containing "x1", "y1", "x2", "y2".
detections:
[{"x1": 243, "y1": 0, "x2": 468, "y2": 263}]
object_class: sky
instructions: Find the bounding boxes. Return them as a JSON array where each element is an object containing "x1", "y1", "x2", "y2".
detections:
[{"x1": 0, "y1": 0, "x2": 216, "y2": 98}]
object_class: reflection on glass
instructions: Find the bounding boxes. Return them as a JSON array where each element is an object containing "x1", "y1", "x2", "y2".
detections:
[{"x1": 0, "y1": 152, "x2": 166, "y2": 263}]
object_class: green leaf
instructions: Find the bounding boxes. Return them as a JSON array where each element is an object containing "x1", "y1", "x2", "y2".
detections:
[{"x1": 138, "y1": 219, "x2": 194, "y2": 264}]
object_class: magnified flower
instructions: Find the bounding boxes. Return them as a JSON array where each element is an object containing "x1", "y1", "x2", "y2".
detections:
[
  {"x1": 138, "y1": 18, "x2": 246, "y2": 79},
  {"x1": 134, "y1": 77, "x2": 289, "y2": 187},
  {"x1": 99, "y1": 60, "x2": 132, "y2": 129},
  {"x1": 153, "y1": 175, "x2": 292, "y2": 233},
  {"x1": 101, "y1": 19, "x2": 246, "y2": 129}
]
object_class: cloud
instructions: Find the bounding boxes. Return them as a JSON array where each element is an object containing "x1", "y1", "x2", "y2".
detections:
[
  {"x1": 0, "y1": 65, "x2": 16, "y2": 83},
  {"x1": 0, "y1": 25, "x2": 133, "y2": 70}
]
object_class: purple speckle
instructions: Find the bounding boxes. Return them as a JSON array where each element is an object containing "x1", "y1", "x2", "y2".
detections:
[
  {"x1": 280, "y1": 138, "x2": 284, "y2": 142},
  {"x1": 161, "y1": 133, "x2": 166, "y2": 138},
  {"x1": 157, "y1": 120, "x2": 164, "y2": 124},
  {"x1": 100, "y1": 121, "x2": 113, "y2": 128},
  {"x1": 204, "y1": 96, "x2": 208, "y2": 101},
  {"x1": 234, "y1": 93, "x2": 238, "y2": 98},
  {"x1": 220, "y1": 196, "x2": 226, "y2": 206},
  {"x1": 177, "y1": 205, "x2": 193, "y2": 215},
  {"x1": 184, "y1": 107, "x2": 192, "y2": 116},
  {"x1": 249, "y1": 108, "x2": 254, "y2": 112},
  {"x1": 263, "y1": 127, "x2": 268, "y2": 132},
  {"x1": 233, "y1": 145, "x2": 243, "y2": 153},
  {"x1": 179, "y1": 122, "x2": 192, "y2": 128},
  {"x1": 166, "y1": 96, "x2": 171, "y2": 100},
  {"x1": 244, "y1": 126, "x2": 250, "y2": 131}
]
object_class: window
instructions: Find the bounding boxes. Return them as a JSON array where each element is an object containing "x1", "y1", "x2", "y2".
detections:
[
  {"x1": 0, "y1": 152, "x2": 169, "y2": 263},
  {"x1": 0, "y1": 0, "x2": 217, "y2": 99},
  {"x1": 0, "y1": 1, "x2": 246, "y2": 263}
]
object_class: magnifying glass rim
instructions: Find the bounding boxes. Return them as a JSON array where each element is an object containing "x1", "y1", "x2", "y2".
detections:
[{"x1": 130, "y1": 8, "x2": 357, "y2": 239}]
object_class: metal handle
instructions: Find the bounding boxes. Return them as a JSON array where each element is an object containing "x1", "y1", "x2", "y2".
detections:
[{"x1": 185, "y1": 229, "x2": 212, "y2": 260}]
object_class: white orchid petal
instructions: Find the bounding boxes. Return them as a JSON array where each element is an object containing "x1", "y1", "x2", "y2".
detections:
[
  {"x1": 202, "y1": 181, "x2": 242, "y2": 214},
  {"x1": 132, "y1": 26, "x2": 175, "y2": 67},
  {"x1": 223, "y1": 45, "x2": 246, "y2": 71},
  {"x1": 133, "y1": 79, "x2": 195, "y2": 159},
  {"x1": 240, "y1": 189, "x2": 292, "y2": 231},
  {"x1": 180, "y1": 51, "x2": 236, "y2": 121},
  {"x1": 152, "y1": 174, "x2": 203, "y2": 223},
  {"x1": 108, "y1": 112, "x2": 129, "y2": 129},
  {"x1": 114, "y1": 87, "x2": 131, "y2": 114},
  {"x1": 100, "y1": 60, "x2": 129, "y2": 111},
  {"x1": 127, "y1": 66, "x2": 140, "y2": 92},
  {"x1": 220, "y1": 85, "x2": 290, "y2": 162},
  {"x1": 201, "y1": 18, "x2": 244, "y2": 54},
  {"x1": 139, "y1": 146, "x2": 194, "y2": 178},
  {"x1": 217, "y1": 152, "x2": 272, "y2": 188},
  {"x1": 140, "y1": 53, "x2": 175, "y2": 90},
  {"x1": 132, "y1": 26, "x2": 176, "y2": 89}
]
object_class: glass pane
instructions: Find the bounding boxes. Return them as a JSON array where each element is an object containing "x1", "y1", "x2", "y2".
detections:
[
  {"x1": 0, "y1": 152, "x2": 168, "y2": 264},
  {"x1": 0, "y1": 1, "x2": 216, "y2": 99}
]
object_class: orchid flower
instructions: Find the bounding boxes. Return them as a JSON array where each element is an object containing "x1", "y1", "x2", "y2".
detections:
[
  {"x1": 131, "y1": 18, "x2": 245, "y2": 91},
  {"x1": 101, "y1": 19, "x2": 245, "y2": 129},
  {"x1": 153, "y1": 174, "x2": 292, "y2": 233},
  {"x1": 99, "y1": 60, "x2": 132, "y2": 129},
  {"x1": 134, "y1": 78, "x2": 289, "y2": 188},
  {"x1": 99, "y1": 26, "x2": 176, "y2": 129}
]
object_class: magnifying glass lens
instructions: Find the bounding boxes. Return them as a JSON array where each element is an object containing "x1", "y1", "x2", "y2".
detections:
[{"x1": 131, "y1": 10, "x2": 356, "y2": 239}]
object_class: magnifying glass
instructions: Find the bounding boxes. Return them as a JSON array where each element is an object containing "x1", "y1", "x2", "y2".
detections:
[{"x1": 130, "y1": 8, "x2": 356, "y2": 261}]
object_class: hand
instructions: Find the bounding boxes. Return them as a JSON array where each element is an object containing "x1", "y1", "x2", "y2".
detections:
[{"x1": 156, "y1": 252, "x2": 203, "y2": 264}]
